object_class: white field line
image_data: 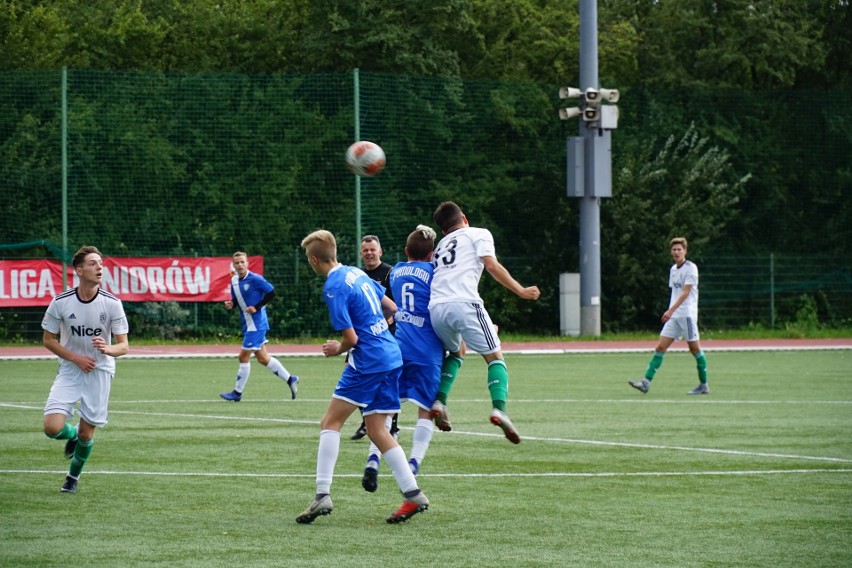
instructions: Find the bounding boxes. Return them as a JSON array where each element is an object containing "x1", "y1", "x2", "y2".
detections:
[
  {"x1": 2, "y1": 343, "x2": 850, "y2": 361},
  {"x1": 4, "y1": 398, "x2": 852, "y2": 406},
  {"x1": 2, "y1": 403, "x2": 850, "y2": 464},
  {"x1": 0, "y1": 353, "x2": 263, "y2": 361},
  {"x1": 1, "y1": 468, "x2": 850, "y2": 479}
]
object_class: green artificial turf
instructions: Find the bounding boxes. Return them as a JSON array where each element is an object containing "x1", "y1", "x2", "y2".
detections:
[{"x1": 0, "y1": 350, "x2": 849, "y2": 567}]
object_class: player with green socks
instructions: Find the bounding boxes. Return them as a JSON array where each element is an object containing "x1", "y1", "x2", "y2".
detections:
[
  {"x1": 41, "y1": 246, "x2": 130, "y2": 493},
  {"x1": 428, "y1": 201, "x2": 540, "y2": 443},
  {"x1": 629, "y1": 237, "x2": 710, "y2": 395},
  {"x1": 429, "y1": 354, "x2": 463, "y2": 431}
]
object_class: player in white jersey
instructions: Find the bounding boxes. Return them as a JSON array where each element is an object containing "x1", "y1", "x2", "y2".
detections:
[
  {"x1": 41, "y1": 246, "x2": 129, "y2": 493},
  {"x1": 428, "y1": 201, "x2": 540, "y2": 444},
  {"x1": 629, "y1": 237, "x2": 710, "y2": 395}
]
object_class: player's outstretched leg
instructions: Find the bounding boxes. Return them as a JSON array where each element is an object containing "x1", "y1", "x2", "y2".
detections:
[
  {"x1": 429, "y1": 400, "x2": 452, "y2": 432},
  {"x1": 489, "y1": 409, "x2": 520, "y2": 444}
]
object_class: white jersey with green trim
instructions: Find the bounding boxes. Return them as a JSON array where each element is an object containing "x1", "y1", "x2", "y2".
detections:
[
  {"x1": 429, "y1": 226, "x2": 496, "y2": 306},
  {"x1": 669, "y1": 260, "x2": 699, "y2": 319},
  {"x1": 41, "y1": 287, "x2": 129, "y2": 373}
]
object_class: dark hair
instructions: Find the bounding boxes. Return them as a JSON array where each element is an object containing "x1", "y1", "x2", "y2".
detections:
[
  {"x1": 360, "y1": 234, "x2": 381, "y2": 247},
  {"x1": 406, "y1": 225, "x2": 437, "y2": 260},
  {"x1": 72, "y1": 246, "x2": 102, "y2": 267},
  {"x1": 433, "y1": 201, "x2": 463, "y2": 233}
]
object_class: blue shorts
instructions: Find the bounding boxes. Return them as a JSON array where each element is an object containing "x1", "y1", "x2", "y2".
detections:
[
  {"x1": 241, "y1": 330, "x2": 269, "y2": 350},
  {"x1": 333, "y1": 364, "x2": 402, "y2": 416},
  {"x1": 399, "y1": 360, "x2": 441, "y2": 412}
]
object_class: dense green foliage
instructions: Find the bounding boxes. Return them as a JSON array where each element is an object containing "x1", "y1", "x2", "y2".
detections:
[
  {"x1": 0, "y1": 1, "x2": 850, "y2": 338},
  {"x1": 3, "y1": 0, "x2": 848, "y2": 87}
]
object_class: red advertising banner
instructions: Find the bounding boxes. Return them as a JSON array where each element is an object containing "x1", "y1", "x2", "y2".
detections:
[
  {"x1": 0, "y1": 256, "x2": 263, "y2": 307},
  {"x1": 0, "y1": 260, "x2": 63, "y2": 307}
]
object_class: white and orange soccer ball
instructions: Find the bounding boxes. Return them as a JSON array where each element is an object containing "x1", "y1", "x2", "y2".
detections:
[{"x1": 345, "y1": 141, "x2": 386, "y2": 177}]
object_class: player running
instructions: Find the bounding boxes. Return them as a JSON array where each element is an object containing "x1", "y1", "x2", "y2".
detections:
[
  {"x1": 219, "y1": 251, "x2": 299, "y2": 402},
  {"x1": 297, "y1": 229, "x2": 428, "y2": 524},
  {"x1": 41, "y1": 246, "x2": 129, "y2": 493}
]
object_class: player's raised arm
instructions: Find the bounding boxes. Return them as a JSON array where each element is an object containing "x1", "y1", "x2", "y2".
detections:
[{"x1": 482, "y1": 256, "x2": 540, "y2": 300}]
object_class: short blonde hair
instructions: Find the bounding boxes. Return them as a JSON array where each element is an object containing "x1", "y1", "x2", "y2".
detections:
[
  {"x1": 301, "y1": 230, "x2": 337, "y2": 262},
  {"x1": 670, "y1": 237, "x2": 688, "y2": 249}
]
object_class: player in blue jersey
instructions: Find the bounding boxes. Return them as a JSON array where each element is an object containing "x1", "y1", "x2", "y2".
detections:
[
  {"x1": 629, "y1": 237, "x2": 710, "y2": 395},
  {"x1": 219, "y1": 252, "x2": 298, "y2": 402},
  {"x1": 349, "y1": 234, "x2": 399, "y2": 441},
  {"x1": 41, "y1": 246, "x2": 129, "y2": 493},
  {"x1": 361, "y1": 225, "x2": 444, "y2": 492},
  {"x1": 296, "y1": 229, "x2": 429, "y2": 525}
]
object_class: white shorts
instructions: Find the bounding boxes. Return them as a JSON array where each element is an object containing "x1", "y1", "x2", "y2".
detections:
[
  {"x1": 661, "y1": 316, "x2": 700, "y2": 343},
  {"x1": 43, "y1": 367, "x2": 114, "y2": 427},
  {"x1": 429, "y1": 302, "x2": 501, "y2": 355}
]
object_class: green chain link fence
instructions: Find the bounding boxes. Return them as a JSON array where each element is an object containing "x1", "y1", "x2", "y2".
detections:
[{"x1": 1, "y1": 69, "x2": 850, "y2": 341}]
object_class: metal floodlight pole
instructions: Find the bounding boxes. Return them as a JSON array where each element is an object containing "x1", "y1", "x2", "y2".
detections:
[
  {"x1": 559, "y1": 1, "x2": 618, "y2": 337},
  {"x1": 578, "y1": 0, "x2": 602, "y2": 336}
]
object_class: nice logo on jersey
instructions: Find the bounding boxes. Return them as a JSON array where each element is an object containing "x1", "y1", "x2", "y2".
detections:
[{"x1": 70, "y1": 325, "x2": 103, "y2": 337}]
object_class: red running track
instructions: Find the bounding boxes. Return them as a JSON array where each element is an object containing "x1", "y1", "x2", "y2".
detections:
[{"x1": 1, "y1": 338, "x2": 849, "y2": 360}]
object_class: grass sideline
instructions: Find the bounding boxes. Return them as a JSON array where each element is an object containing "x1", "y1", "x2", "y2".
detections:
[{"x1": 1, "y1": 351, "x2": 850, "y2": 567}]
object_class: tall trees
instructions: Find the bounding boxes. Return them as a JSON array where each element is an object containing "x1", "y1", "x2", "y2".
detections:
[
  {"x1": 293, "y1": 0, "x2": 477, "y2": 75},
  {"x1": 0, "y1": 0, "x2": 849, "y2": 334},
  {"x1": 607, "y1": 0, "x2": 828, "y2": 89},
  {"x1": 1, "y1": 1, "x2": 846, "y2": 85},
  {"x1": 605, "y1": 122, "x2": 750, "y2": 329}
]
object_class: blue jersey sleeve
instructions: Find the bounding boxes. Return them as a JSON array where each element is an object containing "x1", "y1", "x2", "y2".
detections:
[{"x1": 324, "y1": 265, "x2": 402, "y2": 372}]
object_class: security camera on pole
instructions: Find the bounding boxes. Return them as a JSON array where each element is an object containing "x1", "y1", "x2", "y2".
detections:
[{"x1": 557, "y1": 0, "x2": 620, "y2": 337}]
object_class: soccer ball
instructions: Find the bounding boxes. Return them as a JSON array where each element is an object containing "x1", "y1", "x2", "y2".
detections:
[{"x1": 345, "y1": 141, "x2": 386, "y2": 177}]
